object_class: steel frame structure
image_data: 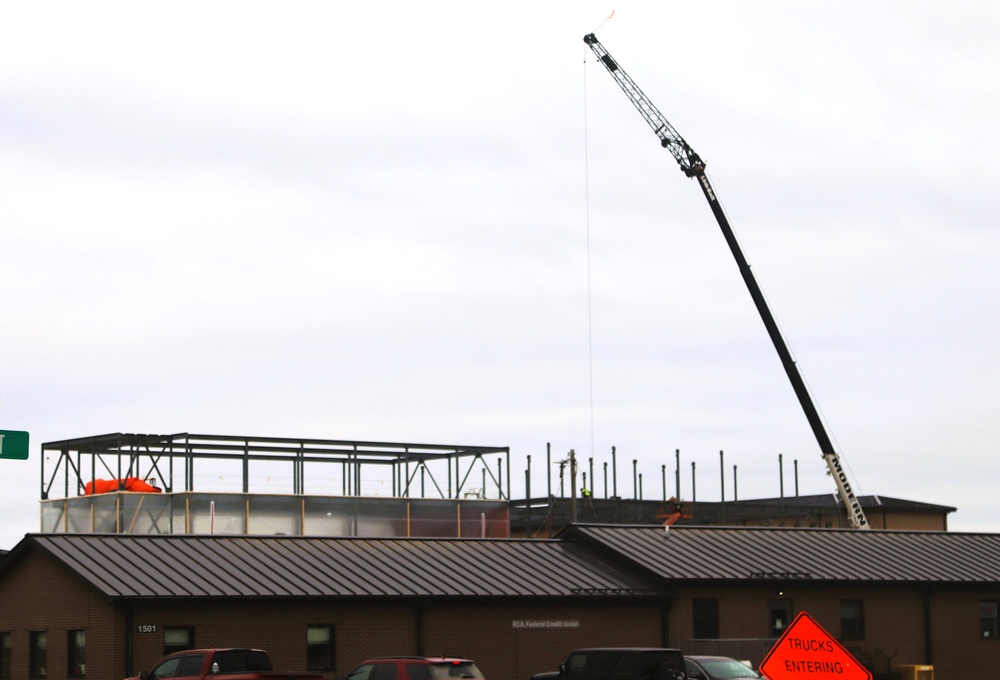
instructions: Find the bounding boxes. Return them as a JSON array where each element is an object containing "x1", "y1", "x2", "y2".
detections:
[{"x1": 41, "y1": 432, "x2": 511, "y2": 501}]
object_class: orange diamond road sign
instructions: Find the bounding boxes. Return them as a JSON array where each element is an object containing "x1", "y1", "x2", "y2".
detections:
[{"x1": 760, "y1": 611, "x2": 872, "y2": 680}]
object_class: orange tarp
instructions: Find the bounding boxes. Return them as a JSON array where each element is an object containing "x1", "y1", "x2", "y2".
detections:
[{"x1": 84, "y1": 477, "x2": 162, "y2": 495}]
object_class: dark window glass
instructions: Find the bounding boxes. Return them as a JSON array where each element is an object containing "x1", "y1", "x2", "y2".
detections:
[
  {"x1": 768, "y1": 599, "x2": 793, "y2": 637},
  {"x1": 408, "y1": 665, "x2": 433, "y2": 680},
  {"x1": 624, "y1": 653, "x2": 684, "y2": 680},
  {"x1": 150, "y1": 656, "x2": 181, "y2": 680},
  {"x1": 981, "y1": 601, "x2": 999, "y2": 639},
  {"x1": 306, "y1": 625, "x2": 334, "y2": 671},
  {"x1": 565, "y1": 652, "x2": 617, "y2": 679},
  {"x1": 371, "y1": 663, "x2": 398, "y2": 680},
  {"x1": 177, "y1": 654, "x2": 205, "y2": 677},
  {"x1": 840, "y1": 599, "x2": 865, "y2": 640},
  {"x1": 346, "y1": 664, "x2": 374, "y2": 680},
  {"x1": 1, "y1": 632, "x2": 11, "y2": 679},
  {"x1": 211, "y1": 651, "x2": 270, "y2": 673},
  {"x1": 693, "y1": 598, "x2": 720, "y2": 639},
  {"x1": 68, "y1": 630, "x2": 86, "y2": 677},
  {"x1": 29, "y1": 631, "x2": 46, "y2": 679},
  {"x1": 163, "y1": 628, "x2": 194, "y2": 657}
]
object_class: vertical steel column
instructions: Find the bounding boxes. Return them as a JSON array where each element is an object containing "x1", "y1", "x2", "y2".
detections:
[
  {"x1": 546, "y1": 443, "x2": 551, "y2": 498},
  {"x1": 675, "y1": 449, "x2": 681, "y2": 499},
  {"x1": 525, "y1": 455, "x2": 532, "y2": 537},
  {"x1": 242, "y1": 440, "x2": 250, "y2": 494},
  {"x1": 612, "y1": 446, "x2": 618, "y2": 498}
]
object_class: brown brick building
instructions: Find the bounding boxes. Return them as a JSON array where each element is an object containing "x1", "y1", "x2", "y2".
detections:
[{"x1": 1, "y1": 526, "x2": 998, "y2": 680}]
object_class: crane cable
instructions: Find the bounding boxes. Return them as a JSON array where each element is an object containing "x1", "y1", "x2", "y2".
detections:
[
  {"x1": 582, "y1": 42, "x2": 596, "y2": 463},
  {"x1": 582, "y1": 12, "x2": 615, "y2": 463}
]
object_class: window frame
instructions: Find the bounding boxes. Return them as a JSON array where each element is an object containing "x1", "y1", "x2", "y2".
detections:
[
  {"x1": 840, "y1": 598, "x2": 865, "y2": 641},
  {"x1": 768, "y1": 599, "x2": 793, "y2": 638},
  {"x1": 1, "y1": 631, "x2": 12, "y2": 679},
  {"x1": 692, "y1": 598, "x2": 720, "y2": 639},
  {"x1": 306, "y1": 625, "x2": 335, "y2": 672},
  {"x1": 67, "y1": 629, "x2": 86, "y2": 678},
  {"x1": 980, "y1": 600, "x2": 999, "y2": 640},
  {"x1": 163, "y1": 627, "x2": 194, "y2": 657},
  {"x1": 29, "y1": 630, "x2": 47, "y2": 679}
]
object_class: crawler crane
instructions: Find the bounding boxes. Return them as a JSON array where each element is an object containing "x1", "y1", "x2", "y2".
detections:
[{"x1": 583, "y1": 33, "x2": 870, "y2": 529}]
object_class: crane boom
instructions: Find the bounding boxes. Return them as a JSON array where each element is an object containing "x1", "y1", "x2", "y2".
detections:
[{"x1": 583, "y1": 33, "x2": 870, "y2": 530}]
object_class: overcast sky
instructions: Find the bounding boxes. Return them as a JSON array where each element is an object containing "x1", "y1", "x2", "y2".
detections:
[{"x1": 1, "y1": 2, "x2": 998, "y2": 549}]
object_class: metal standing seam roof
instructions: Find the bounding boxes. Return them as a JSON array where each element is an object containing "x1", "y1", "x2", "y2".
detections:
[
  {"x1": 22, "y1": 533, "x2": 659, "y2": 600},
  {"x1": 730, "y1": 494, "x2": 956, "y2": 513},
  {"x1": 566, "y1": 524, "x2": 1000, "y2": 584}
]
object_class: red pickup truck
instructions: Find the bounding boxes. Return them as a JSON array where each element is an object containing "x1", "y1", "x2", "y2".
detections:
[{"x1": 127, "y1": 648, "x2": 326, "y2": 680}]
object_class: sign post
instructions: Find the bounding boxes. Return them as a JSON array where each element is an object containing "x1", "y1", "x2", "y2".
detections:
[
  {"x1": 0, "y1": 430, "x2": 29, "y2": 460},
  {"x1": 760, "y1": 611, "x2": 872, "y2": 680}
]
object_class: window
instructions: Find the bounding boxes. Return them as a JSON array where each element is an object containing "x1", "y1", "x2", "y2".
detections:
[
  {"x1": 346, "y1": 664, "x2": 374, "y2": 680},
  {"x1": 564, "y1": 651, "x2": 681, "y2": 680},
  {"x1": 371, "y1": 663, "x2": 397, "y2": 680},
  {"x1": 163, "y1": 627, "x2": 194, "y2": 656},
  {"x1": 29, "y1": 631, "x2": 46, "y2": 679},
  {"x1": 692, "y1": 598, "x2": 720, "y2": 639},
  {"x1": 68, "y1": 630, "x2": 86, "y2": 677},
  {"x1": 178, "y1": 654, "x2": 205, "y2": 677},
  {"x1": 840, "y1": 599, "x2": 865, "y2": 640},
  {"x1": 565, "y1": 651, "x2": 616, "y2": 679},
  {"x1": 981, "y1": 601, "x2": 999, "y2": 639},
  {"x1": 149, "y1": 656, "x2": 181, "y2": 680},
  {"x1": 213, "y1": 651, "x2": 268, "y2": 672},
  {"x1": 768, "y1": 599, "x2": 793, "y2": 637},
  {"x1": 407, "y1": 665, "x2": 433, "y2": 680},
  {"x1": 306, "y1": 625, "x2": 334, "y2": 672},
  {"x1": 1, "y1": 632, "x2": 11, "y2": 679}
]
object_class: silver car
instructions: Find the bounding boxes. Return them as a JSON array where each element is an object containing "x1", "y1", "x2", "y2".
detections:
[{"x1": 683, "y1": 656, "x2": 761, "y2": 680}]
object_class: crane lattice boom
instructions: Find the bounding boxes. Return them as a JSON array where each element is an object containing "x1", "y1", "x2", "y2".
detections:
[{"x1": 583, "y1": 32, "x2": 870, "y2": 530}]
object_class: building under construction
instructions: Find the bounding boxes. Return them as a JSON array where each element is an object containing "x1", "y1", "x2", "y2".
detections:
[{"x1": 37, "y1": 431, "x2": 954, "y2": 539}]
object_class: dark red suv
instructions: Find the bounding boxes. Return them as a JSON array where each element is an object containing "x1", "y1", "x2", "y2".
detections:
[{"x1": 346, "y1": 657, "x2": 486, "y2": 680}]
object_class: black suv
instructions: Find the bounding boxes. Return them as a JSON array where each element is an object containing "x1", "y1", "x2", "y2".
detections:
[{"x1": 539, "y1": 648, "x2": 686, "y2": 680}]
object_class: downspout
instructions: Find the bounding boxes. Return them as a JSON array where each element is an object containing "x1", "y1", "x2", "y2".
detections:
[
  {"x1": 923, "y1": 588, "x2": 933, "y2": 665},
  {"x1": 660, "y1": 596, "x2": 674, "y2": 648},
  {"x1": 416, "y1": 600, "x2": 426, "y2": 656},
  {"x1": 124, "y1": 601, "x2": 136, "y2": 678}
]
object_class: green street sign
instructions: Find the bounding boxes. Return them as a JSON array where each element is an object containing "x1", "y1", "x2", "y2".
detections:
[{"x1": 0, "y1": 430, "x2": 29, "y2": 460}]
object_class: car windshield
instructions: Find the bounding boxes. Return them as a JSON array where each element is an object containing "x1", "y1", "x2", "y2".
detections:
[
  {"x1": 430, "y1": 662, "x2": 484, "y2": 680},
  {"x1": 698, "y1": 659, "x2": 759, "y2": 679}
]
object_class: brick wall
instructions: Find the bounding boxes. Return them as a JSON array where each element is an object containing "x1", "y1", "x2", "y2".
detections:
[
  {"x1": 0, "y1": 550, "x2": 121, "y2": 680},
  {"x1": 425, "y1": 601, "x2": 664, "y2": 680},
  {"x1": 127, "y1": 599, "x2": 666, "y2": 680},
  {"x1": 925, "y1": 589, "x2": 1000, "y2": 679},
  {"x1": 2, "y1": 547, "x2": 999, "y2": 680},
  {"x1": 129, "y1": 600, "x2": 418, "y2": 678},
  {"x1": 670, "y1": 585, "x2": 944, "y2": 676}
]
